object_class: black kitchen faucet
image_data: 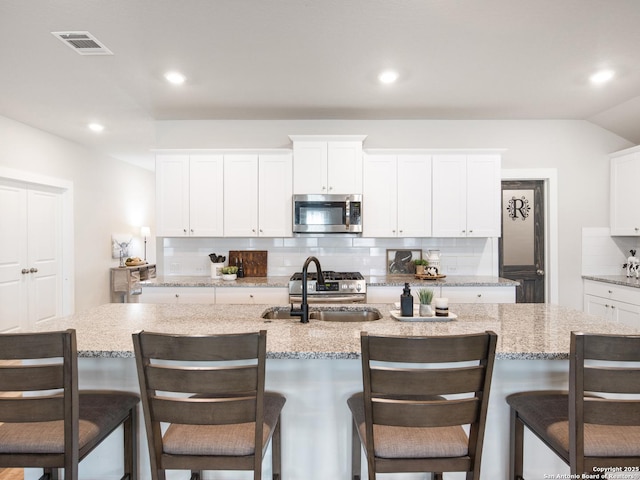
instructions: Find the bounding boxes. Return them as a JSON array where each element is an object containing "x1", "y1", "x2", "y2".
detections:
[{"x1": 290, "y1": 256, "x2": 324, "y2": 323}]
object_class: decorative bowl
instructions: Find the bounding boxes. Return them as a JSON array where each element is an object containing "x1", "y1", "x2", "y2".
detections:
[{"x1": 222, "y1": 274, "x2": 237, "y2": 281}]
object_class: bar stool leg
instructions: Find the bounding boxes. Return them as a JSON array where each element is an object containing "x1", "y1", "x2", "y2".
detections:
[
  {"x1": 509, "y1": 407, "x2": 525, "y2": 480},
  {"x1": 351, "y1": 420, "x2": 361, "y2": 480}
]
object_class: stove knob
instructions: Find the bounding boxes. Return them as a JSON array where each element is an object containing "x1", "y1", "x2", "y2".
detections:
[{"x1": 356, "y1": 284, "x2": 362, "y2": 292}]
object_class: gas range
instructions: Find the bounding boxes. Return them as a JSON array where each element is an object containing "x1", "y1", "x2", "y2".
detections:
[{"x1": 288, "y1": 271, "x2": 367, "y2": 303}]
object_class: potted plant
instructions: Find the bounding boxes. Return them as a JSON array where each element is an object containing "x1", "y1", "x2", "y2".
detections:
[
  {"x1": 413, "y1": 258, "x2": 428, "y2": 275},
  {"x1": 417, "y1": 288, "x2": 434, "y2": 316},
  {"x1": 221, "y1": 266, "x2": 238, "y2": 281}
]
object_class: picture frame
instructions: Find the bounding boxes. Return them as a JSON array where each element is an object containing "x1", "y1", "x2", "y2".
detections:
[{"x1": 386, "y1": 249, "x2": 422, "y2": 275}]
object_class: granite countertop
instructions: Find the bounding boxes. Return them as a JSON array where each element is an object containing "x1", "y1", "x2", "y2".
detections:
[
  {"x1": 582, "y1": 274, "x2": 640, "y2": 289},
  {"x1": 35, "y1": 302, "x2": 638, "y2": 360},
  {"x1": 143, "y1": 275, "x2": 518, "y2": 288},
  {"x1": 142, "y1": 275, "x2": 291, "y2": 287}
]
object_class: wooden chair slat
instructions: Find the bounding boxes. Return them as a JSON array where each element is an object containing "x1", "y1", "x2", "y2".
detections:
[
  {"x1": 0, "y1": 396, "x2": 64, "y2": 422},
  {"x1": 150, "y1": 396, "x2": 256, "y2": 425},
  {"x1": 583, "y1": 334, "x2": 640, "y2": 361},
  {"x1": 584, "y1": 367, "x2": 640, "y2": 394},
  {"x1": 372, "y1": 397, "x2": 480, "y2": 427},
  {"x1": 0, "y1": 331, "x2": 67, "y2": 360},
  {"x1": 371, "y1": 366, "x2": 486, "y2": 397},
  {"x1": 146, "y1": 364, "x2": 258, "y2": 394},
  {"x1": 138, "y1": 331, "x2": 260, "y2": 361},
  {"x1": 367, "y1": 332, "x2": 490, "y2": 363},
  {"x1": 0, "y1": 364, "x2": 64, "y2": 392},
  {"x1": 584, "y1": 398, "x2": 640, "y2": 426}
]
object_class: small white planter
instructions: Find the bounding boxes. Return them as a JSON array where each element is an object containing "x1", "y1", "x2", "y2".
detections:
[
  {"x1": 221, "y1": 274, "x2": 237, "y2": 281},
  {"x1": 419, "y1": 304, "x2": 433, "y2": 317}
]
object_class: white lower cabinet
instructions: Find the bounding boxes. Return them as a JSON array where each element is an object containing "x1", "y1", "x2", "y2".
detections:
[
  {"x1": 440, "y1": 286, "x2": 515, "y2": 304},
  {"x1": 583, "y1": 280, "x2": 640, "y2": 328},
  {"x1": 215, "y1": 287, "x2": 288, "y2": 305},
  {"x1": 140, "y1": 287, "x2": 215, "y2": 304},
  {"x1": 366, "y1": 285, "x2": 515, "y2": 304},
  {"x1": 140, "y1": 286, "x2": 287, "y2": 305}
]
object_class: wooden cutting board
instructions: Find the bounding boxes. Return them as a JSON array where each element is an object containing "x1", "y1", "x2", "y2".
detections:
[{"x1": 228, "y1": 250, "x2": 268, "y2": 277}]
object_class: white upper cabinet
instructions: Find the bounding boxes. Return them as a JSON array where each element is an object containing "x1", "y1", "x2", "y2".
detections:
[
  {"x1": 258, "y1": 153, "x2": 293, "y2": 237},
  {"x1": 363, "y1": 153, "x2": 431, "y2": 237},
  {"x1": 224, "y1": 153, "x2": 293, "y2": 237},
  {"x1": 224, "y1": 155, "x2": 259, "y2": 237},
  {"x1": 610, "y1": 148, "x2": 640, "y2": 235},
  {"x1": 432, "y1": 154, "x2": 501, "y2": 237},
  {"x1": 291, "y1": 135, "x2": 366, "y2": 194},
  {"x1": 156, "y1": 154, "x2": 224, "y2": 237}
]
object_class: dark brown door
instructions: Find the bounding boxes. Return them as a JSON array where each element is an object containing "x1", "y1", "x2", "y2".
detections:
[{"x1": 499, "y1": 180, "x2": 545, "y2": 303}]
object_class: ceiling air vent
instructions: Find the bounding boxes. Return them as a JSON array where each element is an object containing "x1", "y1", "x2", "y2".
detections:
[{"x1": 51, "y1": 31, "x2": 113, "y2": 55}]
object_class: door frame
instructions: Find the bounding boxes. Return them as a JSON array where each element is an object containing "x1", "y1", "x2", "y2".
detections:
[
  {"x1": 501, "y1": 168, "x2": 558, "y2": 304},
  {"x1": 0, "y1": 166, "x2": 74, "y2": 316}
]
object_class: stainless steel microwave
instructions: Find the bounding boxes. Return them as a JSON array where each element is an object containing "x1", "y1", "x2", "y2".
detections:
[{"x1": 293, "y1": 194, "x2": 362, "y2": 234}]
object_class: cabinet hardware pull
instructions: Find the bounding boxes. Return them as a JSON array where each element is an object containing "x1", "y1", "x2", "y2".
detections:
[
  {"x1": 21, "y1": 268, "x2": 29, "y2": 274},
  {"x1": 30, "y1": 268, "x2": 38, "y2": 273}
]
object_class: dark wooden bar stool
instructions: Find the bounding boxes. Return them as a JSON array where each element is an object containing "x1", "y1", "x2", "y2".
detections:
[
  {"x1": 132, "y1": 329, "x2": 285, "y2": 480},
  {"x1": 506, "y1": 332, "x2": 640, "y2": 479},
  {"x1": 0, "y1": 329, "x2": 139, "y2": 480},
  {"x1": 348, "y1": 330, "x2": 497, "y2": 480}
]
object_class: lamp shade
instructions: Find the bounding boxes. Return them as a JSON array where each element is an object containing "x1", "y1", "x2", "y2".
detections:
[{"x1": 140, "y1": 226, "x2": 151, "y2": 238}]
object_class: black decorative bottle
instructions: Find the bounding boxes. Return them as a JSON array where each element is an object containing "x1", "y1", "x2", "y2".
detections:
[{"x1": 400, "y1": 282, "x2": 413, "y2": 317}]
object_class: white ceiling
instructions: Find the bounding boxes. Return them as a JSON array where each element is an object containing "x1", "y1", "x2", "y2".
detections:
[{"x1": 2, "y1": 0, "x2": 639, "y2": 170}]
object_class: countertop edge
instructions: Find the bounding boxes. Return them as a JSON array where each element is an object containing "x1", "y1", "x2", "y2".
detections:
[{"x1": 582, "y1": 275, "x2": 640, "y2": 289}]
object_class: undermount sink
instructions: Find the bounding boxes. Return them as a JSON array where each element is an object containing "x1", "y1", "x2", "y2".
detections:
[{"x1": 261, "y1": 308, "x2": 382, "y2": 322}]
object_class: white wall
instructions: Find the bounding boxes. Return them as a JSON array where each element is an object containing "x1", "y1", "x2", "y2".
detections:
[
  {"x1": 0, "y1": 116, "x2": 155, "y2": 312},
  {"x1": 156, "y1": 119, "x2": 634, "y2": 309}
]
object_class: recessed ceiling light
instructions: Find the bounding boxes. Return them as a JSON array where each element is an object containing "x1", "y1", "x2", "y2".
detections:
[
  {"x1": 378, "y1": 70, "x2": 399, "y2": 85},
  {"x1": 590, "y1": 69, "x2": 615, "y2": 85},
  {"x1": 88, "y1": 123, "x2": 104, "y2": 132},
  {"x1": 164, "y1": 71, "x2": 186, "y2": 85}
]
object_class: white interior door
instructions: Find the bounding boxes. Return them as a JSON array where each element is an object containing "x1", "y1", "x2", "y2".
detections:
[
  {"x1": 28, "y1": 188, "x2": 62, "y2": 326},
  {"x1": 0, "y1": 180, "x2": 62, "y2": 332},
  {"x1": 0, "y1": 181, "x2": 27, "y2": 332}
]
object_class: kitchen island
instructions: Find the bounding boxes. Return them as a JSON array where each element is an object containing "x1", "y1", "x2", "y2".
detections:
[{"x1": 29, "y1": 303, "x2": 638, "y2": 480}]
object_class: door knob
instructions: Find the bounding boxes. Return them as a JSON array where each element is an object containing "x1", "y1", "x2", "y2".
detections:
[{"x1": 536, "y1": 269, "x2": 545, "y2": 276}]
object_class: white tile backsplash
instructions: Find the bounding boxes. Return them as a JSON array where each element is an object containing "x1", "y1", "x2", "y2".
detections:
[
  {"x1": 581, "y1": 227, "x2": 640, "y2": 275},
  {"x1": 159, "y1": 236, "x2": 496, "y2": 277}
]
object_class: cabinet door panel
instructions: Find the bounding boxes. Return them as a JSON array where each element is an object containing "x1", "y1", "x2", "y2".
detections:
[
  {"x1": 293, "y1": 142, "x2": 327, "y2": 194},
  {"x1": 190, "y1": 155, "x2": 224, "y2": 236},
  {"x1": 224, "y1": 155, "x2": 259, "y2": 236},
  {"x1": 466, "y1": 155, "x2": 501, "y2": 237},
  {"x1": 156, "y1": 155, "x2": 190, "y2": 236},
  {"x1": 327, "y1": 141, "x2": 362, "y2": 194},
  {"x1": 610, "y1": 152, "x2": 640, "y2": 235},
  {"x1": 397, "y1": 155, "x2": 431, "y2": 237},
  {"x1": 259, "y1": 153, "x2": 293, "y2": 237},
  {"x1": 432, "y1": 155, "x2": 467, "y2": 237},
  {"x1": 363, "y1": 155, "x2": 397, "y2": 237},
  {"x1": 583, "y1": 294, "x2": 610, "y2": 319},
  {"x1": 612, "y1": 300, "x2": 640, "y2": 328}
]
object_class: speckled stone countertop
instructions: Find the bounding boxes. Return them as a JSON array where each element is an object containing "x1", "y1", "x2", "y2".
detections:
[
  {"x1": 143, "y1": 275, "x2": 518, "y2": 288},
  {"x1": 35, "y1": 303, "x2": 638, "y2": 360},
  {"x1": 367, "y1": 275, "x2": 519, "y2": 287},
  {"x1": 143, "y1": 275, "x2": 291, "y2": 287},
  {"x1": 583, "y1": 274, "x2": 640, "y2": 289}
]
